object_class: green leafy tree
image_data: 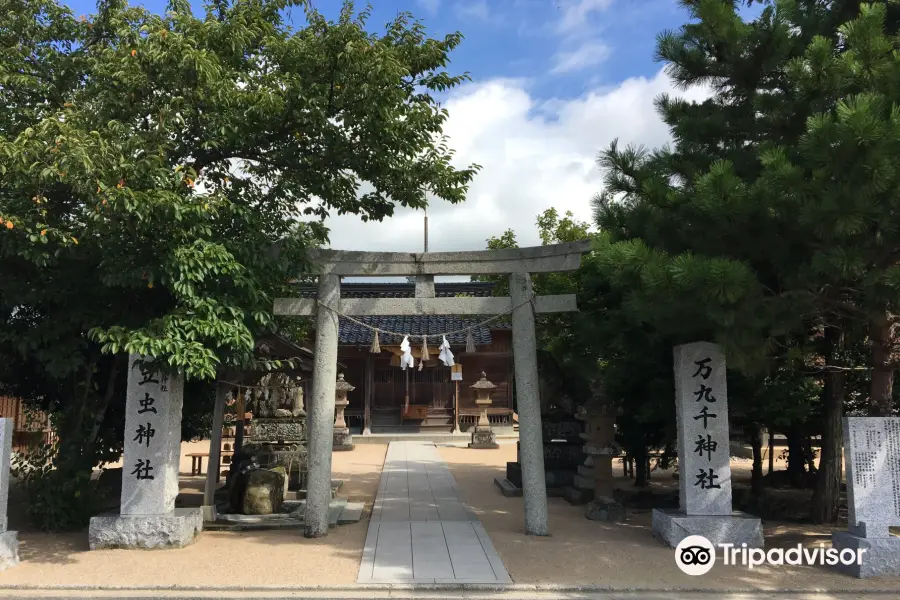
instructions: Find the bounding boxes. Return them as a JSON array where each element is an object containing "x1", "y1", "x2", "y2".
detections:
[
  {"x1": 0, "y1": 0, "x2": 477, "y2": 529},
  {"x1": 477, "y1": 209, "x2": 594, "y2": 406}
]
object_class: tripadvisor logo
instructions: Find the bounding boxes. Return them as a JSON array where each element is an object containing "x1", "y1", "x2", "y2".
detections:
[
  {"x1": 674, "y1": 535, "x2": 867, "y2": 575},
  {"x1": 675, "y1": 535, "x2": 716, "y2": 575}
]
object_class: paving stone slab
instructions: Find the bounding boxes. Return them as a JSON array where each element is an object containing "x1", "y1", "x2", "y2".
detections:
[{"x1": 357, "y1": 442, "x2": 511, "y2": 585}]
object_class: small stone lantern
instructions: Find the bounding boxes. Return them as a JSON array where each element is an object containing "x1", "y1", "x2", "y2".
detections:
[
  {"x1": 468, "y1": 372, "x2": 499, "y2": 449},
  {"x1": 583, "y1": 406, "x2": 625, "y2": 522},
  {"x1": 333, "y1": 373, "x2": 355, "y2": 451}
]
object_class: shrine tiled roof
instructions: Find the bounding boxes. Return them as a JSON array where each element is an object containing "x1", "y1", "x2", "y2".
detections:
[{"x1": 292, "y1": 281, "x2": 510, "y2": 346}]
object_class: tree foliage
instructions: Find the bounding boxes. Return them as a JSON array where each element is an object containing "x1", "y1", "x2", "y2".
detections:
[
  {"x1": 487, "y1": 2, "x2": 900, "y2": 512},
  {"x1": 0, "y1": 0, "x2": 477, "y2": 529},
  {"x1": 589, "y1": 0, "x2": 900, "y2": 515}
]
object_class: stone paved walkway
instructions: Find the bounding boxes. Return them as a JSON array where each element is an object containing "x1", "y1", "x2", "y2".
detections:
[{"x1": 356, "y1": 441, "x2": 512, "y2": 584}]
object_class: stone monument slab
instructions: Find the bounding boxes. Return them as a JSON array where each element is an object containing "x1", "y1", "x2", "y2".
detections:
[
  {"x1": 831, "y1": 416, "x2": 900, "y2": 577},
  {"x1": 674, "y1": 342, "x2": 731, "y2": 515},
  {"x1": 0, "y1": 419, "x2": 19, "y2": 571},
  {"x1": 89, "y1": 355, "x2": 202, "y2": 549},
  {"x1": 844, "y1": 417, "x2": 900, "y2": 535},
  {"x1": 0, "y1": 419, "x2": 12, "y2": 533},
  {"x1": 651, "y1": 342, "x2": 762, "y2": 548},
  {"x1": 120, "y1": 357, "x2": 182, "y2": 515}
]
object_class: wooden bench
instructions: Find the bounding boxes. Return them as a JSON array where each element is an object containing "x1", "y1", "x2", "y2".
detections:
[{"x1": 186, "y1": 451, "x2": 233, "y2": 476}]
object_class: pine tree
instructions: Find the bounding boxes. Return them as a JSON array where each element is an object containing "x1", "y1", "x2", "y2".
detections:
[{"x1": 594, "y1": 1, "x2": 900, "y2": 522}]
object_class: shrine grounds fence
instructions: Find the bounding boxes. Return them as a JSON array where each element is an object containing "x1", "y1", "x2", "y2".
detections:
[{"x1": 0, "y1": 396, "x2": 55, "y2": 452}]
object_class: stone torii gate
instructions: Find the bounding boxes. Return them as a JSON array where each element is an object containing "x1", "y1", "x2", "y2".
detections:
[{"x1": 274, "y1": 241, "x2": 592, "y2": 538}]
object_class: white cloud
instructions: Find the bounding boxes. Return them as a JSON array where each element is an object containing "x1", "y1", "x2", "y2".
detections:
[
  {"x1": 556, "y1": 0, "x2": 614, "y2": 36},
  {"x1": 318, "y1": 68, "x2": 710, "y2": 255},
  {"x1": 551, "y1": 40, "x2": 610, "y2": 74},
  {"x1": 456, "y1": 0, "x2": 492, "y2": 21},
  {"x1": 416, "y1": 0, "x2": 441, "y2": 15}
]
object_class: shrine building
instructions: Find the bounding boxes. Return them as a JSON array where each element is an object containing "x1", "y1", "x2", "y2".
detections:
[{"x1": 294, "y1": 280, "x2": 515, "y2": 434}]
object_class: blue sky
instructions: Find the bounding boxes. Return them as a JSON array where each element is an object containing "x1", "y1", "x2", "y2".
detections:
[
  {"x1": 64, "y1": 0, "x2": 686, "y2": 95},
  {"x1": 61, "y1": 0, "x2": 721, "y2": 253}
]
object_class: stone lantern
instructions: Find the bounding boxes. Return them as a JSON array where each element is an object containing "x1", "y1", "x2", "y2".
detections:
[
  {"x1": 333, "y1": 373, "x2": 355, "y2": 451},
  {"x1": 582, "y1": 396, "x2": 625, "y2": 522},
  {"x1": 468, "y1": 372, "x2": 499, "y2": 449}
]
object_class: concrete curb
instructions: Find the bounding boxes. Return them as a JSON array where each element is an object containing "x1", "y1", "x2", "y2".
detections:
[{"x1": 0, "y1": 584, "x2": 898, "y2": 593}]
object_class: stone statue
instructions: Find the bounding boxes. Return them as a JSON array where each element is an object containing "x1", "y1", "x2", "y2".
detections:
[
  {"x1": 255, "y1": 372, "x2": 305, "y2": 418},
  {"x1": 252, "y1": 386, "x2": 278, "y2": 418},
  {"x1": 291, "y1": 385, "x2": 305, "y2": 417}
]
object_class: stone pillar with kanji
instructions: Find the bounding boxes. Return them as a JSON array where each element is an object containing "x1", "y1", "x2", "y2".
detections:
[
  {"x1": 0, "y1": 419, "x2": 19, "y2": 571},
  {"x1": 89, "y1": 355, "x2": 202, "y2": 549},
  {"x1": 333, "y1": 373, "x2": 355, "y2": 451},
  {"x1": 651, "y1": 342, "x2": 762, "y2": 548},
  {"x1": 468, "y1": 372, "x2": 499, "y2": 449}
]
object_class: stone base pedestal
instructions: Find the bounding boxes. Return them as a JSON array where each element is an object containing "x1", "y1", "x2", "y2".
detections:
[
  {"x1": 0, "y1": 531, "x2": 19, "y2": 572},
  {"x1": 255, "y1": 444, "x2": 307, "y2": 491},
  {"x1": 585, "y1": 496, "x2": 625, "y2": 522},
  {"x1": 89, "y1": 508, "x2": 203, "y2": 550},
  {"x1": 469, "y1": 428, "x2": 498, "y2": 449},
  {"x1": 573, "y1": 473, "x2": 594, "y2": 490},
  {"x1": 652, "y1": 508, "x2": 763, "y2": 548},
  {"x1": 505, "y1": 462, "x2": 568, "y2": 497},
  {"x1": 832, "y1": 531, "x2": 900, "y2": 578},
  {"x1": 494, "y1": 477, "x2": 523, "y2": 497},
  {"x1": 253, "y1": 418, "x2": 306, "y2": 443},
  {"x1": 333, "y1": 428, "x2": 354, "y2": 451},
  {"x1": 563, "y1": 486, "x2": 593, "y2": 505}
]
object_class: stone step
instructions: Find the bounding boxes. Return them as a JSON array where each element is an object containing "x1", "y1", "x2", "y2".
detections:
[
  {"x1": 285, "y1": 479, "x2": 344, "y2": 500},
  {"x1": 493, "y1": 476, "x2": 523, "y2": 498},
  {"x1": 424, "y1": 417, "x2": 452, "y2": 424},
  {"x1": 337, "y1": 501, "x2": 365, "y2": 524},
  {"x1": 208, "y1": 498, "x2": 354, "y2": 532},
  {"x1": 328, "y1": 499, "x2": 347, "y2": 528}
]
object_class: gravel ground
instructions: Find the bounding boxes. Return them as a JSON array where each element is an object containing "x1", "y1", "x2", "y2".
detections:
[
  {"x1": 438, "y1": 443, "x2": 900, "y2": 592},
  {"x1": 3, "y1": 439, "x2": 899, "y2": 592},
  {"x1": 0, "y1": 442, "x2": 387, "y2": 586}
]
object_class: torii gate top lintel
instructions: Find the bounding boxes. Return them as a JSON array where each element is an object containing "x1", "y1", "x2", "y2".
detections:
[{"x1": 302, "y1": 240, "x2": 592, "y2": 276}]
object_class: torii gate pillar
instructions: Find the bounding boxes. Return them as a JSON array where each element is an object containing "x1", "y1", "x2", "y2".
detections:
[
  {"x1": 276, "y1": 241, "x2": 591, "y2": 538},
  {"x1": 305, "y1": 274, "x2": 340, "y2": 538},
  {"x1": 510, "y1": 271, "x2": 548, "y2": 535}
]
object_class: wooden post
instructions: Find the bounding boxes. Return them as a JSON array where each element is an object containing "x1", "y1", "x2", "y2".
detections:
[
  {"x1": 203, "y1": 381, "x2": 229, "y2": 521},
  {"x1": 454, "y1": 380, "x2": 460, "y2": 433},
  {"x1": 363, "y1": 355, "x2": 373, "y2": 435},
  {"x1": 234, "y1": 388, "x2": 245, "y2": 456},
  {"x1": 404, "y1": 368, "x2": 410, "y2": 411}
]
